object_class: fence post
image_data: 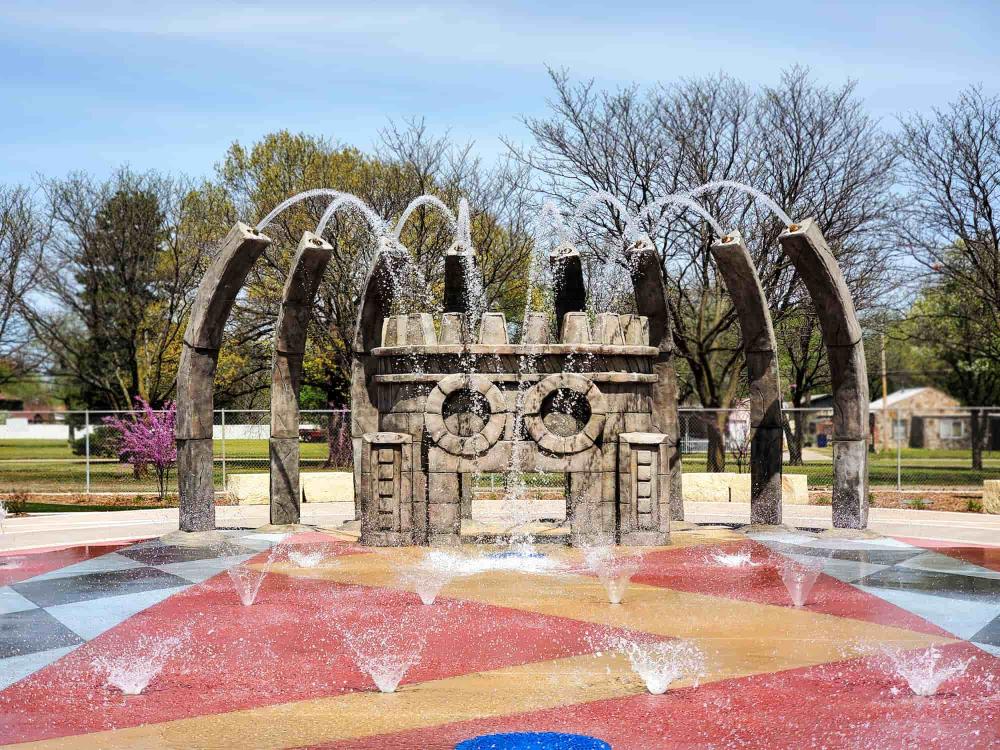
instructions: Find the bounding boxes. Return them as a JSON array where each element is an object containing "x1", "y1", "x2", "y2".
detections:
[
  {"x1": 220, "y1": 408, "x2": 227, "y2": 493},
  {"x1": 84, "y1": 410, "x2": 91, "y2": 494},
  {"x1": 896, "y1": 409, "x2": 902, "y2": 492}
]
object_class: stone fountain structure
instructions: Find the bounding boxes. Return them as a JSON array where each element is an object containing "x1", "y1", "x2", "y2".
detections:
[{"x1": 174, "y1": 191, "x2": 870, "y2": 545}]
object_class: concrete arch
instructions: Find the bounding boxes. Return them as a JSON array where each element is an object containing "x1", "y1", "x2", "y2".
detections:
[
  {"x1": 710, "y1": 232, "x2": 783, "y2": 526},
  {"x1": 779, "y1": 219, "x2": 869, "y2": 529},
  {"x1": 624, "y1": 240, "x2": 685, "y2": 522},
  {"x1": 176, "y1": 222, "x2": 272, "y2": 532},
  {"x1": 269, "y1": 231, "x2": 334, "y2": 525}
]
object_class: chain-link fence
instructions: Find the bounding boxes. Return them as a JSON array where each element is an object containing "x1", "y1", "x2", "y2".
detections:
[{"x1": 0, "y1": 407, "x2": 997, "y2": 503}]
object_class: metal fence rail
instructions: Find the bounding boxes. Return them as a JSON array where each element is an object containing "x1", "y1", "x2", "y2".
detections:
[{"x1": 0, "y1": 407, "x2": 997, "y2": 501}]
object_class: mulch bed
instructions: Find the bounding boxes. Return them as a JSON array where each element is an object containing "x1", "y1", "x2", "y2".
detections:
[{"x1": 809, "y1": 489, "x2": 983, "y2": 513}]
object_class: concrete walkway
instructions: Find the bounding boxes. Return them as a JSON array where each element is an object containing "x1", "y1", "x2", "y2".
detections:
[{"x1": 2, "y1": 500, "x2": 997, "y2": 551}]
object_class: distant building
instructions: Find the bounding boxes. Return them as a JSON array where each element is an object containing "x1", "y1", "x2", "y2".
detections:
[{"x1": 870, "y1": 386, "x2": 989, "y2": 450}]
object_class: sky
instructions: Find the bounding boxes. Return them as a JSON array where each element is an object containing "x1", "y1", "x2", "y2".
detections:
[{"x1": 0, "y1": 0, "x2": 997, "y2": 186}]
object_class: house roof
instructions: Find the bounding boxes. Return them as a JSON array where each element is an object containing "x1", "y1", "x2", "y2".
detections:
[{"x1": 870, "y1": 387, "x2": 931, "y2": 410}]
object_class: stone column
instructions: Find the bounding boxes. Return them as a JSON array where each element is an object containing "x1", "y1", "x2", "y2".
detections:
[
  {"x1": 710, "y1": 232, "x2": 783, "y2": 526},
  {"x1": 359, "y1": 432, "x2": 415, "y2": 546},
  {"x1": 269, "y1": 231, "x2": 333, "y2": 525},
  {"x1": 618, "y1": 432, "x2": 670, "y2": 545},
  {"x1": 176, "y1": 222, "x2": 271, "y2": 532},
  {"x1": 626, "y1": 241, "x2": 684, "y2": 521},
  {"x1": 549, "y1": 243, "x2": 586, "y2": 331},
  {"x1": 779, "y1": 219, "x2": 870, "y2": 528}
]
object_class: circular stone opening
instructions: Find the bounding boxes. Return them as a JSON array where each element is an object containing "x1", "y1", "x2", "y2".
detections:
[
  {"x1": 442, "y1": 388, "x2": 492, "y2": 436},
  {"x1": 540, "y1": 388, "x2": 592, "y2": 437}
]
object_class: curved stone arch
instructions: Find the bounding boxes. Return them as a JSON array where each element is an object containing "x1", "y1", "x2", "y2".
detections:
[
  {"x1": 176, "y1": 222, "x2": 272, "y2": 532},
  {"x1": 269, "y1": 229, "x2": 413, "y2": 526},
  {"x1": 779, "y1": 218, "x2": 869, "y2": 529},
  {"x1": 624, "y1": 240, "x2": 685, "y2": 522},
  {"x1": 709, "y1": 231, "x2": 783, "y2": 526},
  {"x1": 269, "y1": 231, "x2": 335, "y2": 525}
]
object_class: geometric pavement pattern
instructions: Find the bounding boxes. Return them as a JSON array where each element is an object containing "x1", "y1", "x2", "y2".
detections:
[{"x1": 0, "y1": 526, "x2": 997, "y2": 749}]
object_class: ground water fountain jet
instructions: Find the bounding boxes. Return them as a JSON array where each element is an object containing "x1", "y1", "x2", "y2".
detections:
[
  {"x1": 881, "y1": 645, "x2": 974, "y2": 697},
  {"x1": 337, "y1": 606, "x2": 432, "y2": 694},
  {"x1": 612, "y1": 636, "x2": 706, "y2": 695},
  {"x1": 584, "y1": 546, "x2": 642, "y2": 604},
  {"x1": 398, "y1": 549, "x2": 464, "y2": 604},
  {"x1": 287, "y1": 545, "x2": 327, "y2": 569},
  {"x1": 222, "y1": 537, "x2": 286, "y2": 606},
  {"x1": 709, "y1": 549, "x2": 760, "y2": 568},
  {"x1": 92, "y1": 633, "x2": 188, "y2": 696},
  {"x1": 778, "y1": 555, "x2": 825, "y2": 607}
]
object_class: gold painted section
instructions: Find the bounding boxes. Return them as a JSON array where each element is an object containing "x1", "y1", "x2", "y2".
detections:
[
  {"x1": 8, "y1": 532, "x2": 954, "y2": 750},
  {"x1": 3, "y1": 654, "x2": 651, "y2": 750}
]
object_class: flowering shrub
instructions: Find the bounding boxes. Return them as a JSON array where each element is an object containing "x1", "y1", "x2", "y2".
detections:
[{"x1": 103, "y1": 397, "x2": 177, "y2": 500}]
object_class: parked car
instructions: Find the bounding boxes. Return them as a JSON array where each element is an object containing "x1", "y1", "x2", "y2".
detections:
[{"x1": 299, "y1": 426, "x2": 326, "y2": 443}]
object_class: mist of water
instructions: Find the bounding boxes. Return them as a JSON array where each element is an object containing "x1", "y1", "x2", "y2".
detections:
[{"x1": 92, "y1": 632, "x2": 188, "y2": 695}]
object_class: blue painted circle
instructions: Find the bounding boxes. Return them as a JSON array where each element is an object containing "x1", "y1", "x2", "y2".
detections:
[
  {"x1": 488, "y1": 550, "x2": 545, "y2": 559},
  {"x1": 456, "y1": 732, "x2": 611, "y2": 749}
]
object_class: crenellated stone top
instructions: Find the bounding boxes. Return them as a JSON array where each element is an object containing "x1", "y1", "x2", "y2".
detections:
[{"x1": 377, "y1": 311, "x2": 651, "y2": 350}]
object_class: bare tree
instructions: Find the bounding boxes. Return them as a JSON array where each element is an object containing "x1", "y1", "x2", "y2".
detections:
[
  {"x1": 0, "y1": 185, "x2": 47, "y2": 387},
  {"x1": 512, "y1": 66, "x2": 897, "y2": 469},
  {"x1": 896, "y1": 87, "x2": 1000, "y2": 469}
]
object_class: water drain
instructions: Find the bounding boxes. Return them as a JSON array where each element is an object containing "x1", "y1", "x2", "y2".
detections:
[{"x1": 456, "y1": 732, "x2": 611, "y2": 749}]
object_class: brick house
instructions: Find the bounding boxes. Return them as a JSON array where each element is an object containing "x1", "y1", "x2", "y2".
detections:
[{"x1": 870, "y1": 387, "x2": 974, "y2": 450}]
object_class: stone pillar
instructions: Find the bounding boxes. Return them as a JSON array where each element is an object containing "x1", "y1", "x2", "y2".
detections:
[
  {"x1": 176, "y1": 222, "x2": 271, "y2": 532},
  {"x1": 351, "y1": 249, "x2": 410, "y2": 526},
  {"x1": 359, "y1": 432, "x2": 415, "y2": 546},
  {"x1": 269, "y1": 231, "x2": 332, "y2": 525},
  {"x1": 779, "y1": 219, "x2": 870, "y2": 528},
  {"x1": 549, "y1": 243, "x2": 586, "y2": 325},
  {"x1": 618, "y1": 432, "x2": 670, "y2": 545},
  {"x1": 443, "y1": 243, "x2": 478, "y2": 314},
  {"x1": 626, "y1": 240, "x2": 684, "y2": 521},
  {"x1": 710, "y1": 232, "x2": 783, "y2": 526}
]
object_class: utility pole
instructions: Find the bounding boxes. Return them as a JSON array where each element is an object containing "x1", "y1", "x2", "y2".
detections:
[{"x1": 880, "y1": 332, "x2": 889, "y2": 452}]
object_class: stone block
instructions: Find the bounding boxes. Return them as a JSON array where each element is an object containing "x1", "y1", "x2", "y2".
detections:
[
  {"x1": 595, "y1": 313, "x2": 624, "y2": 345},
  {"x1": 561, "y1": 312, "x2": 591, "y2": 344},
  {"x1": 682, "y1": 472, "x2": 808, "y2": 504},
  {"x1": 984, "y1": 481, "x2": 1000, "y2": 514},
  {"x1": 405, "y1": 313, "x2": 437, "y2": 345},
  {"x1": 440, "y1": 313, "x2": 467, "y2": 344},
  {"x1": 619, "y1": 314, "x2": 650, "y2": 346},
  {"x1": 270, "y1": 352, "x2": 303, "y2": 438},
  {"x1": 184, "y1": 223, "x2": 272, "y2": 350},
  {"x1": 479, "y1": 313, "x2": 509, "y2": 344},
  {"x1": 521, "y1": 312, "x2": 551, "y2": 344}
]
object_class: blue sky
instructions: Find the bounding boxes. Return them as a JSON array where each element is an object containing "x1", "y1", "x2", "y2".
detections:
[{"x1": 1, "y1": 0, "x2": 997, "y2": 185}]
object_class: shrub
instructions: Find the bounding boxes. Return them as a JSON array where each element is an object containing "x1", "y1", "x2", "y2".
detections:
[
  {"x1": 967, "y1": 499, "x2": 983, "y2": 513},
  {"x1": 2, "y1": 492, "x2": 30, "y2": 516},
  {"x1": 904, "y1": 498, "x2": 930, "y2": 510}
]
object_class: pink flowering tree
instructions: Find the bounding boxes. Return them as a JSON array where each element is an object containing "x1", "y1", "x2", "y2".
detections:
[{"x1": 104, "y1": 397, "x2": 177, "y2": 501}]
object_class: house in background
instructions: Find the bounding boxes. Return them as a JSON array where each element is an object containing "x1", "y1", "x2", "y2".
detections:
[{"x1": 870, "y1": 386, "x2": 986, "y2": 450}]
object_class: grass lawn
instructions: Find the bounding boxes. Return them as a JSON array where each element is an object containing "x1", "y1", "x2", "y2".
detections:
[{"x1": 1, "y1": 439, "x2": 998, "y2": 494}]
